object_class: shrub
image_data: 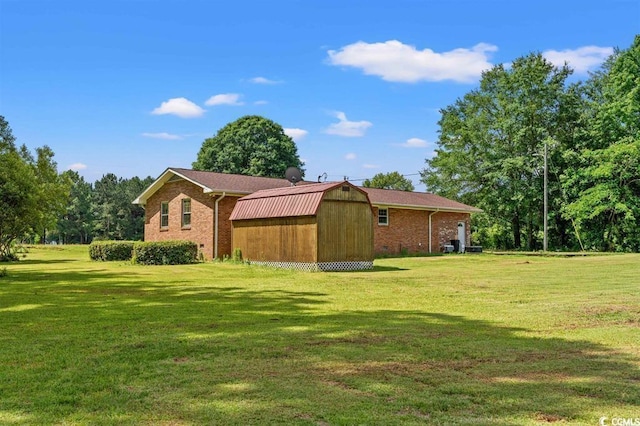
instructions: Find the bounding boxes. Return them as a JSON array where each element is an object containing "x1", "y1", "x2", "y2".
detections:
[
  {"x1": 0, "y1": 241, "x2": 22, "y2": 262},
  {"x1": 232, "y1": 248, "x2": 243, "y2": 262},
  {"x1": 132, "y1": 240, "x2": 198, "y2": 265},
  {"x1": 0, "y1": 252, "x2": 18, "y2": 262},
  {"x1": 89, "y1": 241, "x2": 135, "y2": 261},
  {"x1": 0, "y1": 267, "x2": 7, "y2": 278}
]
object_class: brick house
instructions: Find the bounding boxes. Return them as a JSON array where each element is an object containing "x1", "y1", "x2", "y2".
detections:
[
  {"x1": 133, "y1": 168, "x2": 480, "y2": 259},
  {"x1": 361, "y1": 187, "x2": 481, "y2": 255}
]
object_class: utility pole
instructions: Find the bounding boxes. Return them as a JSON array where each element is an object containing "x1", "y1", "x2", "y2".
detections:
[{"x1": 543, "y1": 140, "x2": 548, "y2": 251}]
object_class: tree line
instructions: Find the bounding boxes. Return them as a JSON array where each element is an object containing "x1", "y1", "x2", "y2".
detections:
[
  {"x1": 53, "y1": 171, "x2": 154, "y2": 245},
  {"x1": 0, "y1": 115, "x2": 153, "y2": 260},
  {"x1": 422, "y1": 36, "x2": 640, "y2": 252}
]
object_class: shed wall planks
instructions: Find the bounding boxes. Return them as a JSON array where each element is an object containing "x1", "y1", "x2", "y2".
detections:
[
  {"x1": 316, "y1": 200, "x2": 374, "y2": 262},
  {"x1": 232, "y1": 216, "x2": 318, "y2": 263}
]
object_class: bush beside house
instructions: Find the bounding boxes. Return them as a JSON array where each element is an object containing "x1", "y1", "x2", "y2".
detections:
[
  {"x1": 90, "y1": 240, "x2": 198, "y2": 265},
  {"x1": 89, "y1": 241, "x2": 135, "y2": 261},
  {"x1": 132, "y1": 241, "x2": 198, "y2": 265}
]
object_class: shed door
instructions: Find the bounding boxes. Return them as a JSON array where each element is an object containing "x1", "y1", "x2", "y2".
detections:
[{"x1": 457, "y1": 222, "x2": 466, "y2": 253}]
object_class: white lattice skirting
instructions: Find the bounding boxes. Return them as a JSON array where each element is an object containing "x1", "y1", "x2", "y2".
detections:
[{"x1": 249, "y1": 260, "x2": 374, "y2": 272}]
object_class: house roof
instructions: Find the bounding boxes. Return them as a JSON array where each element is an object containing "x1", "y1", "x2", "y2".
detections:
[
  {"x1": 171, "y1": 168, "x2": 306, "y2": 193},
  {"x1": 230, "y1": 181, "x2": 367, "y2": 221},
  {"x1": 360, "y1": 187, "x2": 482, "y2": 213},
  {"x1": 133, "y1": 167, "x2": 480, "y2": 213},
  {"x1": 132, "y1": 167, "x2": 305, "y2": 206}
]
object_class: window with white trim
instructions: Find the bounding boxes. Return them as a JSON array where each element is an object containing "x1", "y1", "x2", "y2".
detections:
[
  {"x1": 378, "y1": 208, "x2": 388, "y2": 226},
  {"x1": 160, "y1": 202, "x2": 169, "y2": 228},
  {"x1": 182, "y1": 198, "x2": 191, "y2": 228}
]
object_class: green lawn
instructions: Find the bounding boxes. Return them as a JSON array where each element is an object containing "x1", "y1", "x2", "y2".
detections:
[{"x1": 1, "y1": 246, "x2": 639, "y2": 425}]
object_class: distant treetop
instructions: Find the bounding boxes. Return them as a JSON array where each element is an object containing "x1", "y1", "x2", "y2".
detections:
[
  {"x1": 192, "y1": 115, "x2": 304, "y2": 179},
  {"x1": 363, "y1": 171, "x2": 415, "y2": 191}
]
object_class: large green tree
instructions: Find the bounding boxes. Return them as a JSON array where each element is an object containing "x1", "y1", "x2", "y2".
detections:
[
  {"x1": 562, "y1": 36, "x2": 640, "y2": 251},
  {"x1": 0, "y1": 147, "x2": 38, "y2": 260},
  {"x1": 421, "y1": 53, "x2": 579, "y2": 250},
  {"x1": 0, "y1": 117, "x2": 70, "y2": 259},
  {"x1": 363, "y1": 172, "x2": 415, "y2": 191},
  {"x1": 32, "y1": 146, "x2": 72, "y2": 243},
  {"x1": 193, "y1": 115, "x2": 304, "y2": 178}
]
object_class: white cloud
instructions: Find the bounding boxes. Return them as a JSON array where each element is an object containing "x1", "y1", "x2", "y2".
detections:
[
  {"x1": 325, "y1": 111, "x2": 372, "y2": 137},
  {"x1": 345, "y1": 153, "x2": 357, "y2": 160},
  {"x1": 327, "y1": 40, "x2": 497, "y2": 83},
  {"x1": 543, "y1": 46, "x2": 613, "y2": 74},
  {"x1": 142, "y1": 132, "x2": 182, "y2": 140},
  {"x1": 205, "y1": 93, "x2": 244, "y2": 106},
  {"x1": 151, "y1": 97, "x2": 205, "y2": 118},
  {"x1": 151, "y1": 98, "x2": 205, "y2": 118},
  {"x1": 68, "y1": 163, "x2": 87, "y2": 171},
  {"x1": 400, "y1": 137, "x2": 428, "y2": 148},
  {"x1": 284, "y1": 128, "x2": 308, "y2": 141},
  {"x1": 250, "y1": 76, "x2": 281, "y2": 84},
  {"x1": 362, "y1": 164, "x2": 379, "y2": 169}
]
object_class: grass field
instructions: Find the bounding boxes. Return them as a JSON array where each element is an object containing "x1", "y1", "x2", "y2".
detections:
[{"x1": 1, "y1": 246, "x2": 639, "y2": 425}]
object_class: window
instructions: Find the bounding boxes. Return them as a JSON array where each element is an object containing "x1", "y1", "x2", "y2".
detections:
[
  {"x1": 182, "y1": 198, "x2": 191, "y2": 228},
  {"x1": 378, "y1": 208, "x2": 388, "y2": 226},
  {"x1": 160, "y1": 202, "x2": 169, "y2": 228}
]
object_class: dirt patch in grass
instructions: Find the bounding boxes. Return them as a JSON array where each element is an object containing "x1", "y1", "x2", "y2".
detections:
[
  {"x1": 579, "y1": 305, "x2": 640, "y2": 327},
  {"x1": 535, "y1": 412, "x2": 566, "y2": 422},
  {"x1": 397, "y1": 407, "x2": 431, "y2": 420},
  {"x1": 306, "y1": 334, "x2": 387, "y2": 347},
  {"x1": 322, "y1": 379, "x2": 374, "y2": 396},
  {"x1": 557, "y1": 304, "x2": 640, "y2": 330},
  {"x1": 488, "y1": 372, "x2": 573, "y2": 383}
]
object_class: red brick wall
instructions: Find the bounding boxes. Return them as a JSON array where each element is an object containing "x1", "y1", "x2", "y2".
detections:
[
  {"x1": 372, "y1": 207, "x2": 470, "y2": 254},
  {"x1": 144, "y1": 180, "x2": 240, "y2": 259},
  {"x1": 373, "y1": 207, "x2": 429, "y2": 254},
  {"x1": 435, "y1": 212, "x2": 471, "y2": 252}
]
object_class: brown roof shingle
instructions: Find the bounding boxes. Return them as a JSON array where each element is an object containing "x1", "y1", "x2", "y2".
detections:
[
  {"x1": 171, "y1": 168, "x2": 301, "y2": 194},
  {"x1": 361, "y1": 187, "x2": 481, "y2": 212}
]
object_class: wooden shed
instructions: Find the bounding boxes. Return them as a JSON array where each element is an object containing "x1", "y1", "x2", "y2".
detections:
[{"x1": 230, "y1": 181, "x2": 374, "y2": 271}]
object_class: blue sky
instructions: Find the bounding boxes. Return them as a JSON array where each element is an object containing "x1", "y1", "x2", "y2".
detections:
[{"x1": 1, "y1": 0, "x2": 638, "y2": 190}]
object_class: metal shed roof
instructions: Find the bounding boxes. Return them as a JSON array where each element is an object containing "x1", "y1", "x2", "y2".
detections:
[{"x1": 230, "y1": 181, "x2": 365, "y2": 221}]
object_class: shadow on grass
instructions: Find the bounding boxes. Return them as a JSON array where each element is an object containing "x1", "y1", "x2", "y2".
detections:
[
  {"x1": 334, "y1": 265, "x2": 408, "y2": 272},
  {"x1": 372, "y1": 265, "x2": 408, "y2": 272},
  {"x1": 0, "y1": 267, "x2": 638, "y2": 425},
  {"x1": 2, "y1": 258, "x2": 78, "y2": 266}
]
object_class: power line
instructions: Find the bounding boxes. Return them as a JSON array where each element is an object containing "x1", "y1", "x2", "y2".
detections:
[{"x1": 327, "y1": 172, "x2": 421, "y2": 182}]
